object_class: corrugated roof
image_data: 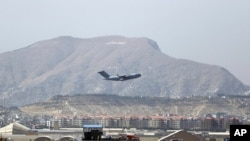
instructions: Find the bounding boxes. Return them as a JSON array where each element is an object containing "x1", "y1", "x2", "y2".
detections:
[{"x1": 0, "y1": 122, "x2": 30, "y2": 135}]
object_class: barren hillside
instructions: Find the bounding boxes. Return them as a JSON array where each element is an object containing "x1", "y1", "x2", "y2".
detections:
[{"x1": 21, "y1": 95, "x2": 250, "y2": 117}]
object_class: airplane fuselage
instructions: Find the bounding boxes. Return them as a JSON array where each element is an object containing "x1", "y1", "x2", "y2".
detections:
[{"x1": 98, "y1": 71, "x2": 141, "y2": 81}]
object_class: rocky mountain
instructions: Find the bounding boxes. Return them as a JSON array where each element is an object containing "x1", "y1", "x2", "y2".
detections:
[{"x1": 0, "y1": 36, "x2": 248, "y2": 106}]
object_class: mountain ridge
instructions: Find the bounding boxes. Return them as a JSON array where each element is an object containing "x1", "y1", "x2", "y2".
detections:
[
  {"x1": 21, "y1": 94, "x2": 250, "y2": 117},
  {"x1": 0, "y1": 36, "x2": 248, "y2": 106}
]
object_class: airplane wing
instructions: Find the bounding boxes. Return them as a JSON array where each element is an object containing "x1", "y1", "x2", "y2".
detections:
[{"x1": 117, "y1": 74, "x2": 126, "y2": 80}]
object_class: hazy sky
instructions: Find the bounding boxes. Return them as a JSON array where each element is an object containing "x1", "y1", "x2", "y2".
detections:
[{"x1": 1, "y1": 0, "x2": 250, "y2": 85}]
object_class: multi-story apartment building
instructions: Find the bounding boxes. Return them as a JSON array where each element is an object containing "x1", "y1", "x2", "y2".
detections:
[
  {"x1": 147, "y1": 116, "x2": 166, "y2": 129},
  {"x1": 225, "y1": 117, "x2": 241, "y2": 129},
  {"x1": 168, "y1": 116, "x2": 182, "y2": 129},
  {"x1": 117, "y1": 116, "x2": 130, "y2": 128},
  {"x1": 200, "y1": 117, "x2": 218, "y2": 131},
  {"x1": 48, "y1": 114, "x2": 243, "y2": 130}
]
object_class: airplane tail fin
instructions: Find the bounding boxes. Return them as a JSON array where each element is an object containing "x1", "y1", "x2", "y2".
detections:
[{"x1": 98, "y1": 71, "x2": 110, "y2": 79}]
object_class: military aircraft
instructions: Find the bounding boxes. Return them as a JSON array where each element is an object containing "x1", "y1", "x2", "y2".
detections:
[{"x1": 98, "y1": 70, "x2": 141, "y2": 81}]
